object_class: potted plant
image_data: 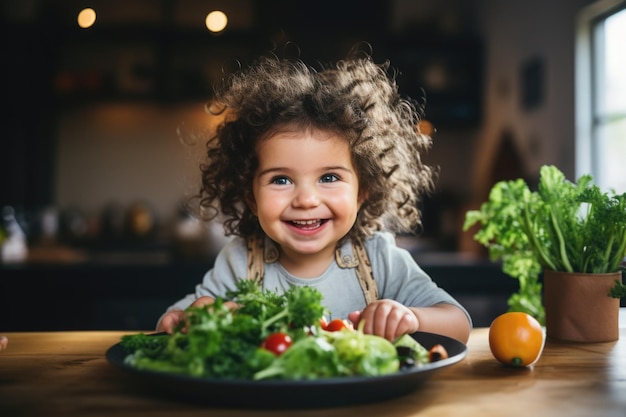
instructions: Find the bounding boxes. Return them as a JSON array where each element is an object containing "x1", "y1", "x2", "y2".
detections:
[{"x1": 463, "y1": 165, "x2": 626, "y2": 342}]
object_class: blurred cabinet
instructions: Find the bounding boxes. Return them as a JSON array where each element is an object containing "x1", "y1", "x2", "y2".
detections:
[
  {"x1": 52, "y1": 27, "x2": 261, "y2": 105},
  {"x1": 0, "y1": 261, "x2": 211, "y2": 331},
  {"x1": 387, "y1": 34, "x2": 484, "y2": 128},
  {"x1": 0, "y1": 255, "x2": 518, "y2": 331}
]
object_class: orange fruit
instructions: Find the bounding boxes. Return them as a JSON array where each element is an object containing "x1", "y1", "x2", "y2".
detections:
[{"x1": 488, "y1": 312, "x2": 545, "y2": 367}]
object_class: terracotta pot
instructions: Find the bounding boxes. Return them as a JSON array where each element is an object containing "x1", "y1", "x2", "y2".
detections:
[{"x1": 543, "y1": 270, "x2": 621, "y2": 342}]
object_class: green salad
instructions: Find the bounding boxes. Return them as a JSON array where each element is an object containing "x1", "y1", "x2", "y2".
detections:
[{"x1": 120, "y1": 281, "x2": 432, "y2": 380}]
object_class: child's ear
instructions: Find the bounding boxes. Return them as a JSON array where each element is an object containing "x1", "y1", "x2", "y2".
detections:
[{"x1": 357, "y1": 189, "x2": 369, "y2": 208}]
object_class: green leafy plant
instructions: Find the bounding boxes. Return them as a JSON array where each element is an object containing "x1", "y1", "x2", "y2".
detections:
[
  {"x1": 0, "y1": 224, "x2": 7, "y2": 244},
  {"x1": 463, "y1": 165, "x2": 626, "y2": 325}
]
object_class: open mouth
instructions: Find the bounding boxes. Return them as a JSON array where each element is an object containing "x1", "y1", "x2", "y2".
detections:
[{"x1": 288, "y1": 219, "x2": 328, "y2": 230}]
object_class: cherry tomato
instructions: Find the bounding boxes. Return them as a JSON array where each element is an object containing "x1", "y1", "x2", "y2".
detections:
[
  {"x1": 325, "y1": 319, "x2": 353, "y2": 332},
  {"x1": 489, "y1": 312, "x2": 544, "y2": 367},
  {"x1": 261, "y1": 332, "x2": 293, "y2": 356},
  {"x1": 428, "y1": 344, "x2": 449, "y2": 362},
  {"x1": 319, "y1": 317, "x2": 329, "y2": 330}
]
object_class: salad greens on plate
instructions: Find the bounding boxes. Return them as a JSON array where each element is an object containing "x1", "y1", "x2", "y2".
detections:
[{"x1": 120, "y1": 280, "x2": 432, "y2": 380}]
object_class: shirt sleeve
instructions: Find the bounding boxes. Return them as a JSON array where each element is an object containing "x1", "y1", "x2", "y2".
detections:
[{"x1": 164, "y1": 237, "x2": 249, "y2": 312}]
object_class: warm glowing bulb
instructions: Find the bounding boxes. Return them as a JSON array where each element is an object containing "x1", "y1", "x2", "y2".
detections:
[
  {"x1": 77, "y1": 8, "x2": 96, "y2": 28},
  {"x1": 418, "y1": 120, "x2": 436, "y2": 136},
  {"x1": 205, "y1": 11, "x2": 227, "y2": 33}
]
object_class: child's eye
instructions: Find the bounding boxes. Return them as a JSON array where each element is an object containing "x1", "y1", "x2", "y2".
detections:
[
  {"x1": 270, "y1": 176, "x2": 292, "y2": 185},
  {"x1": 320, "y1": 173, "x2": 340, "y2": 183}
]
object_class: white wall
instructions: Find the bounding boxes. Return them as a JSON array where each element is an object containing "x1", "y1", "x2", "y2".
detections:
[
  {"x1": 55, "y1": 103, "x2": 210, "y2": 223},
  {"x1": 470, "y1": 0, "x2": 593, "y2": 199}
]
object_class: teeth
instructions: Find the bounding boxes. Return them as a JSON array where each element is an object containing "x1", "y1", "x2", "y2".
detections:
[{"x1": 292, "y1": 219, "x2": 320, "y2": 225}]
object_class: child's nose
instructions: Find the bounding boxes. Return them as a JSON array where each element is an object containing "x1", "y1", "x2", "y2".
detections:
[{"x1": 293, "y1": 184, "x2": 320, "y2": 208}]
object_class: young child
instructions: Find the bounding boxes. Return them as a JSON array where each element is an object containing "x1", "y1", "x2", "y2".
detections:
[{"x1": 158, "y1": 52, "x2": 472, "y2": 343}]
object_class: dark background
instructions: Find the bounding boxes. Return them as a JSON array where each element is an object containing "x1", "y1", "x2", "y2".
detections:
[{"x1": 1, "y1": 0, "x2": 607, "y2": 331}]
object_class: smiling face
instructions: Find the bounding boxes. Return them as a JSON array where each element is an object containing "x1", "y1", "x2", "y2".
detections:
[{"x1": 249, "y1": 127, "x2": 363, "y2": 276}]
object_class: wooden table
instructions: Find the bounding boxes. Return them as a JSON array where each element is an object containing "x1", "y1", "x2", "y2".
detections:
[{"x1": 1, "y1": 312, "x2": 625, "y2": 417}]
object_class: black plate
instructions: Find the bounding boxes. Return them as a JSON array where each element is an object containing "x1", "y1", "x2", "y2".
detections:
[{"x1": 106, "y1": 331, "x2": 467, "y2": 409}]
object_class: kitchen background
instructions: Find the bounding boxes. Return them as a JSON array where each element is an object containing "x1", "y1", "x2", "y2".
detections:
[{"x1": 0, "y1": 0, "x2": 597, "y2": 330}]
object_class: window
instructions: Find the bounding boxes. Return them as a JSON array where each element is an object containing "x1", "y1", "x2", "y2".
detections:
[{"x1": 576, "y1": 0, "x2": 626, "y2": 193}]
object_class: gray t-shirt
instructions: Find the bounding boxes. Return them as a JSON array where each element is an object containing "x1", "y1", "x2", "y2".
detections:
[{"x1": 165, "y1": 231, "x2": 470, "y2": 323}]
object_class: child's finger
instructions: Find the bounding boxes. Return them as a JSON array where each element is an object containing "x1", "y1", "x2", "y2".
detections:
[
  {"x1": 158, "y1": 311, "x2": 185, "y2": 333},
  {"x1": 0, "y1": 336, "x2": 8, "y2": 352},
  {"x1": 348, "y1": 311, "x2": 362, "y2": 326}
]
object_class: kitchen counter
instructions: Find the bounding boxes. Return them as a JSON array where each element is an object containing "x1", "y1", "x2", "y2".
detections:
[{"x1": 1, "y1": 311, "x2": 624, "y2": 416}]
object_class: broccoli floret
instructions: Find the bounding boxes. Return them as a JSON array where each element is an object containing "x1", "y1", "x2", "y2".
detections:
[{"x1": 120, "y1": 333, "x2": 169, "y2": 357}]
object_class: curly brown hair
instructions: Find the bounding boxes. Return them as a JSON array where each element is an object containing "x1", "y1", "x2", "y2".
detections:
[{"x1": 191, "y1": 51, "x2": 435, "y2": 243}]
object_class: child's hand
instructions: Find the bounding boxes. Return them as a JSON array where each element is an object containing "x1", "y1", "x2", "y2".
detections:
[
  {"x1": 348, "y1": 300, "x2": 418, "y2": 341},
  {"x1": 156, "y1": 296, "x2": 240, "y2": 333},
  {"x1": 157, "y1": 309, "x2": 186, "y2": 334},
  {"x1": 0, "y1": 336, "x2": 7, "y2": 352}
]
